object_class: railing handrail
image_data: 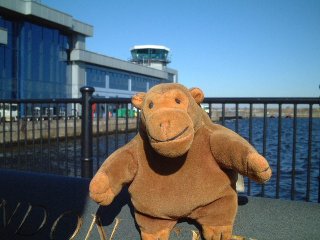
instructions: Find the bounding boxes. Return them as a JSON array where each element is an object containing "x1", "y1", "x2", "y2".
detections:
[
  {"x1": 1, "y1": 97, "x2": 319, "y2": 105},
  {"x1": 0, "y1": 98, "x2": 82, "y2": 104},
  {"x1": 203, "y1": 97, "x2": 320, "y2": 104}
]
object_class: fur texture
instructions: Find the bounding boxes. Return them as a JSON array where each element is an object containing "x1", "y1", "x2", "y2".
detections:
[{"x1": 90, "y1": 83, "x2": 272, "y2": 240}]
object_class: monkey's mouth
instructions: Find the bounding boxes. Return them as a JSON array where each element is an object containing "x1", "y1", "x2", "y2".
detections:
[{"x1": 149, "y1": 127, "x2": 189, "y2": 143}]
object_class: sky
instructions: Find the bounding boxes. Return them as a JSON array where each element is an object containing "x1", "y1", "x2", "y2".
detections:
[{"x1": 42, "y1": 0, "x2": 320, "y2": 97}]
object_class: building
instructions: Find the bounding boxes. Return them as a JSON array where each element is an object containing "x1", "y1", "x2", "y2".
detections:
[
  {"x1": 0, "y1": 0, "x2": 178, "y2": 100},
  {"x1": 130, "y1": 45, "x2": 171, "y2": 70}
]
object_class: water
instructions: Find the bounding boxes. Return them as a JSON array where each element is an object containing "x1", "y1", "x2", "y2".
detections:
[
  {"x1": 1, "y1": 118, "x2": 319, "y2": 202},
  {"x1": 223, "y1": 118, "x2": 320, "y2": 202}
]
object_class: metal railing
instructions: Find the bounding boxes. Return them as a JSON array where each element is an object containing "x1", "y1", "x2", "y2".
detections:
[
  {"x1": 203, "y1": 98, "x2": 320, "y2": 203},
  {"x1": 1, "y1": 87, "x2": 319, "y2": 202}
]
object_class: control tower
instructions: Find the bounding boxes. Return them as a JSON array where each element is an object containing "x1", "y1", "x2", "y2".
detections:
[{"x1": 130, "y1": 45, "x2": 171, "y2": 70}]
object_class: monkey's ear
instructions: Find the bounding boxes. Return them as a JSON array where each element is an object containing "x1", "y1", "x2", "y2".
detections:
[
  {"x1": 189, "y1": 88, "x2": 204, "y2": 104},
  {"x1": 132, "y1": 92, "x2": 146, "y2": 109}
]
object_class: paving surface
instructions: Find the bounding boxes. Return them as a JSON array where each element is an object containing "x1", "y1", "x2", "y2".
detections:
[{"x1": 0, "y1": 169, "x2": 319, "y2": 240}]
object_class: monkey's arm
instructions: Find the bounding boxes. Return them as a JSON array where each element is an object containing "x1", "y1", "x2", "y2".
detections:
[
  {"x1": 209, "y1": 125, "x2": 271, "y2": 183},
  {"x1": 89, "y1": 139, "x2": 138, "y2": 205}
]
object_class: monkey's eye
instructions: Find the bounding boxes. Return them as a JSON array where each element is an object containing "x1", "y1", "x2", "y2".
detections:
[
  {"x1": 175, "y1": 98, "x2": 181, "y2": 104},
  {"x1": 149, "y1": 101, "x2": 154, "y2": 109}
]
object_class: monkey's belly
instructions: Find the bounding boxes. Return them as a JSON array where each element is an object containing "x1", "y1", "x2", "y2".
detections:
[{"x1": 128, "y1": 167, "x2": 235, "y2": 219}]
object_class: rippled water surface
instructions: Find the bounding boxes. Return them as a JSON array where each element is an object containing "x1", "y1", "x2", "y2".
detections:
[{"x1": 223, "y1": 118, "x2": 320, "y2": 202}]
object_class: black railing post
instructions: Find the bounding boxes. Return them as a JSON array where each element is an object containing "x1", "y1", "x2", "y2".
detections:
[{"x1": 80, "y1": 86, "x2": 95, "y2": 178}]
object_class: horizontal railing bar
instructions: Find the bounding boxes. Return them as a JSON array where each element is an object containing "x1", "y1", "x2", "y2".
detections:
[
  {"x1": 1, "y1": 97, "x2": 319, "y2": 105},
  {"x1": 92, "y1": 97, "x2": 320, "y2": 105},
  {"x1": 203, "y1": 97, "x2": 320, "y2": 104},
  {"x1": 0, "y1": 98, "x2": 82, "y2": 104}
]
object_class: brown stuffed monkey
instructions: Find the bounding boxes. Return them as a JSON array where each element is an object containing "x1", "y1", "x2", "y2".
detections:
[{"x1": 89, "y1": 83, "x2": 272, "y2": 240}]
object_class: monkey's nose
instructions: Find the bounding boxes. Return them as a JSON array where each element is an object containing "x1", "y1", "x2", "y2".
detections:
[{"x1": 160, "y1": 121, "x2": 170, "y2": 129}]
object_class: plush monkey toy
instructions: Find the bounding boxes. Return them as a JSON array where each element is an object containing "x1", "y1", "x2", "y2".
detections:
[{"x1": 89, "y1": 83, "x2": 271, "y2": 240}]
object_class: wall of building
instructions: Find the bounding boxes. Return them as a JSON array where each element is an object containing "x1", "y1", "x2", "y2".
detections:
[
  {"x1": 0, "y1": 15, "x2": 71, "y2": 99},
  {"x1": 0, "y1": 0, "x2": 178, "y2": 100},
  {"x1": 85, "y1": 64, "x2": 169, "y2": 98}
]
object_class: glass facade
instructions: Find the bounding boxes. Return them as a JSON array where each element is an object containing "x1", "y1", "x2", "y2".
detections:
[
  {"x1": 131, "y1": 48, "x2": 169, "y2": 62},
  {"x1": 86, "y1": 68, "x2": 106, "y2": 88},
  {"x1": 86, "y1": 66, "x2": 167, "y2": 93},
  {"x1": 0, "y1": 16, "x2": 71, "y2": 99},
  {"x1": 109, "y1": 72, "x2": 129, "y2": 90},
  {"x1": 149, "y1": 79, "x2": 159, "y2": 89},
  {"x1": 0, "y1": 17, "x2": 16, "y2": 99},
  {"x1": 168, "y1": 73, "x2": 175, "y2": 82},
  {"x1": 131, "y1": 75, "x2": 147, "y2": 92}
]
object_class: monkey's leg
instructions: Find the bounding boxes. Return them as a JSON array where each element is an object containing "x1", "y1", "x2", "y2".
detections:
[
  {"x1": 134, "y1": 211, "x2": 177, "y2": 240},
  {"x1": 190, "y1": 190, "x2": 237, "y2": 240}
]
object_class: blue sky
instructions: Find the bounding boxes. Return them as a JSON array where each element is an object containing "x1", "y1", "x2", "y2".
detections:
[{"x1": 42, "y1": 0, "x2": 320, "y2": 97}]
